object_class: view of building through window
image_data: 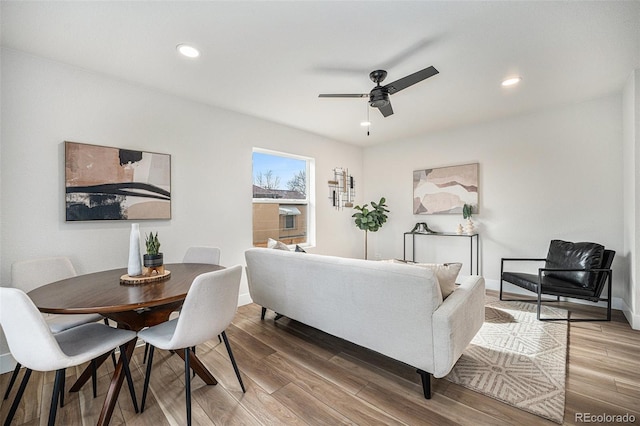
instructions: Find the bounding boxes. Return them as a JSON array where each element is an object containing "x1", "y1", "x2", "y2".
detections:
[{"x1": 252, "y1": 149, "x2": 311, "y2": 247}]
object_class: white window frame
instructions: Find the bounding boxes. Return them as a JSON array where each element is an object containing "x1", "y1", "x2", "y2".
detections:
[{"x1": 252, "y1": 148, "x2": 315, "y2": 248}]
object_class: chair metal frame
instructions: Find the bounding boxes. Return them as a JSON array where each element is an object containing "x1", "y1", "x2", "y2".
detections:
[{"x1": 500, "y1": 257, "x2": 613, "y2": 321}]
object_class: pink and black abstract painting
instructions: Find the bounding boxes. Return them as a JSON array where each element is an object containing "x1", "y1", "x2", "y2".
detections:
[
  {"x1": 413, "y1": 163, "x2": 478, "y2": 214},
  {"x1": 65, "y1": 141, "x2": 171, "y2": 221}
]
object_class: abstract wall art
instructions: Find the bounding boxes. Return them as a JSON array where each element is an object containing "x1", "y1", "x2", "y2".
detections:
[
  {"x1": 65, "y1": 141, "x2": 171, "y2": 221},
  {"x1": 413, "y1": 163, "x2": 478, "y2": 215}
]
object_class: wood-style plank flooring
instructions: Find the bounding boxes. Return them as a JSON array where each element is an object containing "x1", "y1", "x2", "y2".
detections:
[{"x1": 1, "y1": 291, "x2": 639, "y2": 425}]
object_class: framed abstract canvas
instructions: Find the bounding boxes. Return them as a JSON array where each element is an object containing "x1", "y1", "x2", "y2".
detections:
[
  {"x1": 65, "y1": 141, "x2": 171, "y2": 221},
  {"x1": 413, "y1": 163, "x2": 478, "y2": 214}
]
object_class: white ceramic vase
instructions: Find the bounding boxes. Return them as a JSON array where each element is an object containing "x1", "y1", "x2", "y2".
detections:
[{"x1": 128, "y1": 223, "x2": 142, "y2": 276}]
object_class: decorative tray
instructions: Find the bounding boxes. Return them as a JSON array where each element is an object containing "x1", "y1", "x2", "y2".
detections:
[{"x1": 120, "y1": 270, "x2": 171, "y2": 286}]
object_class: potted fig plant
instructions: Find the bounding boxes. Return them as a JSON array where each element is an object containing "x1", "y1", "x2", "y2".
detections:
[
  {"x1": 143, "y1": 232, "x2": 163, "y2": 269},
  {"x1": 352, "y1": 197, "x2": 389, "y2": 260}
]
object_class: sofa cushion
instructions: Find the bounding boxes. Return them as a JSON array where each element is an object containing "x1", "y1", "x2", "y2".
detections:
[
  {"x1": 384, "y1": 259, "x2": 462, "y2": 299},
  {"x1": 267, "y1": 238, "x2": 290, "y2": 251},
  {"x1": 545, "y1": 240, "x2": 604, "y2": 289}
]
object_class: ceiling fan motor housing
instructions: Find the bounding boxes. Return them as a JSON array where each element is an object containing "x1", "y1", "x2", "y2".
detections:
[{"x1": 369, "y1": 88, "x2": 390, "y2": 108}]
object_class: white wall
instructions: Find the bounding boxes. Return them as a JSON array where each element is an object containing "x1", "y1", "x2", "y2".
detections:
[
  {"x1": 0, "y1": 49, "x2": 364, "y2": 370},
  {"x1": 362, "y1": 94, "x2": 629, "y2": 306},
  {"x1": 623, "y1": 69, "x2": 640, "y2": 328}
]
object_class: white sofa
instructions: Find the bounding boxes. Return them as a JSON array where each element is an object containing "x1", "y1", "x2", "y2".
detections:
[{"x1": 245, "y1": 248, "x2": 485, "y2": 398}]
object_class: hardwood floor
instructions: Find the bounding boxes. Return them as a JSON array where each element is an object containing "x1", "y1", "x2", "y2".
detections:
[{"x1": 1, "y1": 291, "x2": 639, "y2": 425}]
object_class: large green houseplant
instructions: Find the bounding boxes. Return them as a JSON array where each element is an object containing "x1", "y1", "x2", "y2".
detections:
[{"x1": 352, "y1": 197, "x2": 389, "y2": 259}]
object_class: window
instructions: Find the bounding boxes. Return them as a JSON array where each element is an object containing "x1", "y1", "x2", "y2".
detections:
[
  {"x1": 284, "y1": 215, "x2": 295, "y2": 230},
  {"x1": 252, "y1": 149, "x2": 314, "y2": 247}
]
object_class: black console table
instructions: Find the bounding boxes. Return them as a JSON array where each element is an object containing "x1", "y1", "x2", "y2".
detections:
[{"x1": 403, "y1": 232, "x2": 479, "y2": 275}]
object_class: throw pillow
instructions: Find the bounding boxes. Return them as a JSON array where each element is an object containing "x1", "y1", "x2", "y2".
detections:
[
  {"x1": 382, "y1": 259, "x2": 462, "y2": 299},
  {"x1": 295, "y1": 245, "x2": 307, "y2": 253},
  {"x1": 267, "y1": 238, "x2": 290, "y2": 251},
  {"x1": 415, "y1": 262, "x2": 462, "y2": 299}
]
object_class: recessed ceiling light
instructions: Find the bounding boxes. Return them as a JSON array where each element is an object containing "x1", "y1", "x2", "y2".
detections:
[
  {"x1": 501, "y1": 77, "x2": 522, "y2": 87},
  {"x1": 176, "y1": 44, "x2": 200, "y2": 58}
]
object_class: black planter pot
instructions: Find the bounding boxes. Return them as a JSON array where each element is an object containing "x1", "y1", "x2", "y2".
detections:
[{"x1": 143, "y1": 253, "x2": 164, "y2": 267}]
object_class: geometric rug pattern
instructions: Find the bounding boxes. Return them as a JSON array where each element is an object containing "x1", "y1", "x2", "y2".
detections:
[{"x1": 445, "y1": 296, "x2": 568, "y2": 423}]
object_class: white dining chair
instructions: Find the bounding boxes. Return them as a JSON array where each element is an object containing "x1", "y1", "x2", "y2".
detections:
[
  {"x1": 142, "y1": 246, "x2": 223, "y2": 364},
  {"x1": 3, "y1": 257, "x2": 107, "y2": 401},
  {"x1": 182, "y1": 246, "x2": 221, "y2": 265},
  {"x1": 0, "y1": 287, "x2": 138, "y2": 426},
  {"x1": 138, "y1": 265, "x2": 245, "y2": 426}
]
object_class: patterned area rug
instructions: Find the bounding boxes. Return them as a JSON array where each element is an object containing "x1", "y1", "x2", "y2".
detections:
[{"x1": 445, "y1": 296, "x2": 568, "y2": 423}]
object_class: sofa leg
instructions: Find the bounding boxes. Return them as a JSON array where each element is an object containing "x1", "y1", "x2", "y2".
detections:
[
  {"x1": 416, "y1": 369, "x2": 432, "y2": 399},
  {"x1": 274, "y1": 313, "x2": 283, "y2": 321},
  {"x1": 260, "y1": 307, "x2": 266, "y2": 320}
]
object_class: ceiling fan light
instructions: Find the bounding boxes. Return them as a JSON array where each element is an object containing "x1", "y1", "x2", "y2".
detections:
[
  {"x1": 360, "y1": 121, "x2": 371, "y2": 127},
  {"x1": 177, "y1": 44, "x2": 200, "y2": 58},
  {"x1": 501, "y1": 77, "x2": 521, "y2": 87}
]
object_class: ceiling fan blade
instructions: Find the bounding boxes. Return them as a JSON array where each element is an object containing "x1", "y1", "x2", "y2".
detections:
[
  {"x1": 384, "y1": 66, "x2": 439, "y2": 95},
  {"x1": 318, "y1": 93, "x2": 368, "y2": 98},
  {"x1": 378, "y1": 101, "x2": 394, "y2": 117}
]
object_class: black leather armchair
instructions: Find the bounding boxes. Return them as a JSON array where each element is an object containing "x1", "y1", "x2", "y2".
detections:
[{"x1": 500, "y1": 240, "x2": 614, "y2": 321}]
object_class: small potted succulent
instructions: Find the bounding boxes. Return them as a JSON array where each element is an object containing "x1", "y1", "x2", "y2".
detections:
[
  {"x1": 462, "y1": 203, "x2": 475, "y2": 235},
  {"x1": 143, "y1": 232, "x2": 163, "y2": 269}
]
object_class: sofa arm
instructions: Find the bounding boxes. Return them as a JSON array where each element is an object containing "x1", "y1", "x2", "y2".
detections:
[{"x1": 431, "y1": 275, "x2": 485, "y2": 378}]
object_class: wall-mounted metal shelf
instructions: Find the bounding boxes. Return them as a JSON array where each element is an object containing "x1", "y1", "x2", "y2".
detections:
[{"x1": 328, "y1": 167, "x2": 355, "y2": 210}]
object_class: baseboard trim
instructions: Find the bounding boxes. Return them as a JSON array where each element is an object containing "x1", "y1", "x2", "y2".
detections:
[
  {"x1": 620, "y1": 299, "x2": 640, "y2": 330},
  {"x1": 238, "y1": 291, "x2": 253, "y2": 306}
]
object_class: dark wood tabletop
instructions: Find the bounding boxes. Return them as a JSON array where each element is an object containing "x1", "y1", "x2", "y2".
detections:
[{"x1": 28, "y1": 263, "x2": 223, "y2": 315}]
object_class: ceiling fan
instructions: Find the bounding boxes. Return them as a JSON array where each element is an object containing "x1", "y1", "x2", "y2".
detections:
[{"x1": 318, "y1": 66, "x2": 439, "y2": 117}]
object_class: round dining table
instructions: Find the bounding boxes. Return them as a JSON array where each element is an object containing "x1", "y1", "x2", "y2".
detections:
[{"x1": 27, "y1": 263, "x2": 224, "y2": 426}]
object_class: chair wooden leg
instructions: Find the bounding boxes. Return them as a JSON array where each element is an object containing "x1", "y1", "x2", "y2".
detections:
[
  {"x1": 48, "y1": 369, "x2": 65, "y2": 426},
  {"x1": 5, "y1": 368, "x2": 32, "y2": 426},
  {"x1": 120, "y1": 344, "x2": 139, "y2": 413},
  {"x1": 184, "y1": 348, "x2": 192, "y2": 426},
  {"x1": 140, "y1": 345, "x2": 155, "y2": 413},
  {"x1": 221, "y1": 331, "x2": 245, "y2": 393},
  {"x1": 3, "y1": 362, "x2": 21, "y2": 400}
]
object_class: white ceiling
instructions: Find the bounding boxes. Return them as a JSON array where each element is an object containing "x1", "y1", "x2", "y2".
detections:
[{"x1": 2, "y1": 1, "x2": 639, "y2": 147}]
